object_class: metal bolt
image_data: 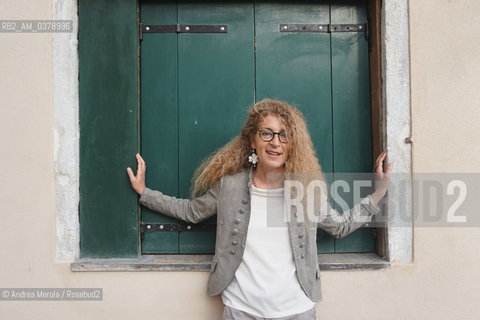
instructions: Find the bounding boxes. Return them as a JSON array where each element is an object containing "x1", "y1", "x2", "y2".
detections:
[
  {"x1": 185, "y1": 26, "x2": 190, "y2": 31},
  {"x1": 220, "y1": 26, "x2": 225, "y2": 31},
  {"x1": 146, "y1": 225, "x2": 151, "y2": 230},
  {"x1": 359, "y1": 26, "x2": 363, "y2": 29},
  {"x1": 145, "y1": 26, "x2": 150, "y2": 31},
  {"x1": 319, "y1": 26, "x2": 323, "y2": 30},
  {"x1": 187, "y1": 225, "x2": 192, "y2": 230},
  {"x1": 283, "y1": 25, "x2": 288, "y2": 30},
  {"x1": 159, "y1": 225, "x2": 164, "y2": 230}
]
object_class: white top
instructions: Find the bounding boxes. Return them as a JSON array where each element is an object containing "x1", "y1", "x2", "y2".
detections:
[{"x1": 221, "y1": 185, "x2": 315, "y2": 318}]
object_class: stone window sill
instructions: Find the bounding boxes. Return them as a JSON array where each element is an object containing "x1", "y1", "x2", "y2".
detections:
[{"x1": 71, "y1": 253, "x2": 389, "y2": 272}]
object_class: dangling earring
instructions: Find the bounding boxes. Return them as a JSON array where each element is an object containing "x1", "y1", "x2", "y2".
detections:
[{"x1": 248, "y1": 149, "x2": 258, "y2": 167}]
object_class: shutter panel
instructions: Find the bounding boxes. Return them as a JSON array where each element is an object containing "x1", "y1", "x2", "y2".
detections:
[
  {"x1": 140, "y1": 1, "x2": 255, "y2": 253},
  {"x1": 331, "y1": 2, "x2": 376, "y2": 252},
  {"x1": 79, "y1": 0, "x2": 139, "y2": 258},
  {"x1": 138, "y1": 0, "x2": 375, "y2": 254}
]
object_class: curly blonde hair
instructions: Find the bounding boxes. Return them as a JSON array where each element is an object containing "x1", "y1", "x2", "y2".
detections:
[{"x1": 190, "y1": 98, "x2": 327, "y2": 197}]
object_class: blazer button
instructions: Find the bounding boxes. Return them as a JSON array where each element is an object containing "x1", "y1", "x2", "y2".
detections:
[
  {"x1": 298, "y1": 233, "x2": 304, "y2": 239},
  {"x1": 242, "y1": 199, "x2": 248, "y2": 204},
  {"x1": 234, "y1": 218, "x2": 241, "y2": 224},
  {"x1": 297, "y1": 222, "x2": 303, "y2": 227},
  {"x1": 232, "y1": 228, "x2": 239, "y2": 235},
  {"x1": 239, "y1": 208, "x2": 245, "y2": 214},
  {"x1": 232, "y1": 240, "x2": 239, "y2": 246},
  {"x1": 230, "y1": 249, "x2": 237, "y2": 255},
  {"x1": 299, "y1": 242, "x2": 305, "y2": 248}
]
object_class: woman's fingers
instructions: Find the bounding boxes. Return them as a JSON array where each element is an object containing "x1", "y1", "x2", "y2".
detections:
[
  {"x1": 373, "y1": 153, "x2": 394, "y2": 199},
  {"x1": 137, "y1": 153, "x2": 146, "y2": 173},
  {"x1": 375, "y1": 151, "x2": 383, "y2": 163},
  {"x1": 374, "y1": 151, "x2": 389, "y2": 173},
  {"x1": 376, "y1": 151, "x2": 386, "y2": 164},
  {"x1": 136, "y1": 154, "x2": 142, "y2": 172},
  {"x1": 126, "y1": 167, "x2": 135, "y2": 181},
  {"x1": 126, "y1": 153, "x2": 146, "y2": 181},
  {"x1": 126, "y1": 154, "x2": 147, "y2": 195}
]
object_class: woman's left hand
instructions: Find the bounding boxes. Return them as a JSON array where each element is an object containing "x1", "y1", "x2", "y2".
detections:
[{"x1": 371, "y1": 151, "x2": 394, "y2": 205}]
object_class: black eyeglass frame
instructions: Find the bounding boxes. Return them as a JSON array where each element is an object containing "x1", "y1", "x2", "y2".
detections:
[{"x1": 256, "y1": 130, "x2": 289, "y2": 143}]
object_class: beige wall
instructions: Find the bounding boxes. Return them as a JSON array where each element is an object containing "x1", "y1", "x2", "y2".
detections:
[{"x1": 1, "y1": 0, "x2": 480, "y2": 319}]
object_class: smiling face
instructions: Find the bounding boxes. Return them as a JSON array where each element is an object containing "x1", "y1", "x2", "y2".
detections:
[{"x1": 250, "y1": 114, "x2": 290, "y2": 174}]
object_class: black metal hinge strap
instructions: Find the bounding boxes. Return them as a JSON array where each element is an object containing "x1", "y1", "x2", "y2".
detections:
[
  {"x1": 141, "y1": 223, "x2": 216, "y2": 232},
  {"x1": 140, "y1": 23, "x2": 227, "y2": 40},
  {"x1": 140, "y1": 222, "x2": 216, "y2": 240},
  {"x1": 279, "y1": 23, "x2": 366, "y2": 34}
]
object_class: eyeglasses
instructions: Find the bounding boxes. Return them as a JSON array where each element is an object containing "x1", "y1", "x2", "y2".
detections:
[{"x1": 257, "y1": 129, "x2": 288, "y2": 143}]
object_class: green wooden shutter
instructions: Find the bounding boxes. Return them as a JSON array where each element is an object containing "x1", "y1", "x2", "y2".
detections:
[
  {"x1": 330, "y1": 2, "x2": 376, "y2": 252},
  {"x1": 79, "y1": 0, "x2": 139, "y2": 258},
  {"x1": 140, "y1": 1, "x2": 179, "y2": 254},
  {"x1": 140, "y1": 0, "x2": 255, "y2": 254},
  {"x1": 253, "y1": 1, "x2": 336, "y2": 253},
  {"x1": 139, "y1": 0, "x2": 374, "y2": 254}
]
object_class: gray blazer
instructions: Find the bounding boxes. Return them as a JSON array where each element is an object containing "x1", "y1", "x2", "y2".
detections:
[{"x1": 139, "y1": 167, "x2": 380, "y2": 302}]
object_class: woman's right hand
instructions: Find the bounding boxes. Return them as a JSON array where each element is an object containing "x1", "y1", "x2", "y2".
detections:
[
  {"x1": 371, "y1": 151, "x2": 393, "y2": 205},
  {"x1": 127, "y1": 153, "x2": 146, "y2": 195}
]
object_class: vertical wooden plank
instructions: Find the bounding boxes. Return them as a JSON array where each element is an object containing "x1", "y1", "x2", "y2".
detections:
[
  {"x1": 255, "y1": 0, "x2": 333, "y2": 174},
  {"x1": 255, "y1": 0, "x2": 335, "y2": 253},
  {"x1": 368, "y1": 0, "x2": 387, "y2": 259},
  {"x1": 177, "y1": 1, "x2": 255, "y2": 253},
  {"x1": 330, "y1": 0, "x2": 376, "y2": 252},
  {"x1": 140, "y1": 0, "x2": 179, "y2": 254},
  {"x1": 79, "y1": 0, "x2": 139, "y2": 258}
]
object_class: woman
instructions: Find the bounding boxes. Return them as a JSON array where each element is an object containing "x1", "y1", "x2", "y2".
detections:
[{"x1": 127, "y1": 99, "x2": 393, "y2": 320}]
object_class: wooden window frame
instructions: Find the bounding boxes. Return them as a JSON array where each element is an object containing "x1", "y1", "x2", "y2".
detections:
[
  {"x1": 367, "y1": 0, "x2": 387, "y2": 259},
  {"x1": 72, "y1": 0, "x2": 392, "y2": 271}
]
